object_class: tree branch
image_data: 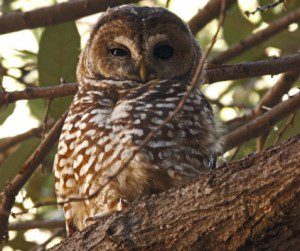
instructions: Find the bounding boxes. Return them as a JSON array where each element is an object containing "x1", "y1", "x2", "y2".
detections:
[
  {"x1": 211, "y1": 7, "x2": 300, "y2": 64},
  {"x1": 225, "y1": 70, "x2": 299, "y2": 131},
  {"x1": 223, "y1": 91, "x2": 300, "y2": 152},
  {"x1": 245, "y1": 0, "x2": 285, "y2": 17},
  {"x1": 49, "y1": 135, "x2": 300, "y2": 250},
  {"x1": 0, "y1": 0, "x2": 139, "y2": 35},
  {"x1": 188, "y1": 0, "x2": 236, "y2": 35},
  {"x1": 0, "y1": 121, "x2": 55, "y2": 152},
  {"x1": 255, "y1": 70, "x2": 299, "y2": 151},
  {"x1": 1, "y1": 54, "x2": 299, "y2": 106},
  {"x1": 0, "y1": 113, "x2": 67, "y2": 244},
  {"x1": 9, "y1": 219, "x2": 64, "y2": 231},
  {"x1": 204, "y1": 53, "x2": 300, "y2": 83},
  {"x1": 0, "y1": 83, "x2": 78, "y2": 106}
]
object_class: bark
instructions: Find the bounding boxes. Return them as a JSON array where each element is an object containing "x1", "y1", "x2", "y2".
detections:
[
  {"x1": 0, "y1": 0, "x2": 139, "y2": 35},
  {"x1": 50, "y1": 135, "x2": 300, "y2": 251}
]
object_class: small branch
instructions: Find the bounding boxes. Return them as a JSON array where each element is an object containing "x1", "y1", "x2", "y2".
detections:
[
  {"x1": 3, "y1": 0, "x2": 227, "y2": 216},
  {"x1": 255, "y1": 71, "x2": 299, "y2": 151},
  {"x1": 0, "y1": 112, "x2": 67, "y2": 244},
  {"x1": 0, "y1": 0, "x2": 140, "y2": 35},
  {"x1": 30, "y1": 228, "x2": 65, "y2": 251},
  {"x1": 204, "y1": 53, "x2": 300, "y2": 83},
  {"x1": 223, "y1": 91, "x2": 300, "y2": 152},
  {"x1": 41, "y1": 99, "x2": 52, "y2": 172},
  {"x1": 188, "y1": 0, "x2": 236, "y2": 35},
  {"x1": 0, "y1": 127, "x2": 40, "y2": 152},
  {"x1": 165, "y1": 0, "x2": 171, "y2": 8},
  {"x1": 0, "y1": 83, "x2": 78, "y2": 107},
  {"x1": 42, "y1": 99, "x2": 52, "y2": 139},
  {"x1": 245, "y1": 0, "x2": 285, "y2": 17},
  {"x1": 9, "y1": 219, "x2": 64, "y2": 231},
  {"x1": 256, "y1": 132, "x2": 269, "y2": 152},
  {"x1": 28, "y1": 0, "x2": 226, "y2": 212},
  {"x1": 1, "y1": 54, "x2": 300, "y2": 107},
  {"x1": 211, "y1": 7, "x2": 300, "y2": 64},
  {"x1": 275, "y1": 112, "x2": 296, "y2": 144},
  {"x1": 225, "y1": 71, "x2": 300, "y2": 130}
]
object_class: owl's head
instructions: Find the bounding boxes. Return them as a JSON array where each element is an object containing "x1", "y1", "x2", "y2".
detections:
[{"x1": 77, "y1": 5, "x2": 201, "y2": 84}]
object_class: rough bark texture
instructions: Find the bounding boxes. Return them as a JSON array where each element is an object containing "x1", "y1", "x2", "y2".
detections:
[{"x1": 50, "y1": 135, "x2": 300, "y2": 251}]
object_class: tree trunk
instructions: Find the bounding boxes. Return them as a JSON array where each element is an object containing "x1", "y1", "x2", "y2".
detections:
[{"x1": 50, "y1": 135, "x2": 300, "y2": 251}]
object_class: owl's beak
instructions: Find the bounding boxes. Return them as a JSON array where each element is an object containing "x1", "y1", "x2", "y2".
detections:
[{"x1": 139, "y1": 64, "x2": 148, "y2": 83}]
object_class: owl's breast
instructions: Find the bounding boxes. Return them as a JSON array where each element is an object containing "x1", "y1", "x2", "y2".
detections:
[{"x1": 106, "y1": 79, "x2": 218, "y2": 178}]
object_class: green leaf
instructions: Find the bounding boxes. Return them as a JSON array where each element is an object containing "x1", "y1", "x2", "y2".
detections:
[
  {"x1": 31, "y1": 28, "x2": 44, "y2": 43},
  {"x1": 0, "y1": 103, "x2": 15, "y2": 125},
  {"x1": 38, "y1": 21, "x2": 80, "y2": 119},
  {"x1": 223, "y1": 4, "x2": 258, "y2": 47},
  {"x1": 266, "y1": 112, "x2": 300, "y2": 147},
  {"x1": 259, "y1": 0, "x2": 300, "y2": 23},
  {"x1": 28, "y1": 99, "x2": 45, "y2": 121},
  {"x1": 0, "y1": 138, "x2": 40, "y2": 191}
]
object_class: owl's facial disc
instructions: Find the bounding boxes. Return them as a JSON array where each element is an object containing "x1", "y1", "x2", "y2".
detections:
[{"x1": 79, "y1": 5, "x2": 200, "y2": 84}]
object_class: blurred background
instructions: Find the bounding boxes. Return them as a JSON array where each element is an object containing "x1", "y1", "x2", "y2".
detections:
[{"x1": 0, "y1": 0, "x2": 299, "y2": 249}]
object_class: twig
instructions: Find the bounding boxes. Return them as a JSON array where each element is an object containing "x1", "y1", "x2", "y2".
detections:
[
  {"x1": 223, "y1": 91, "x2": 300, "y2": 152},
  {"x1": 0, "y1": 83, "x2": 78, "y2": 107},
  {"x1": 188, "y1": 0, "x2": 236, "y2": 35},
  {"x1": 204, "y1": 53, "x2": 300, "y2": 83},
  {"x1": 229, "y1": 144, "x2": 242, "y2": 161},
  {"x1": 1, "y1": 54, "x2": 300, "y2": 107},
  {"x1": 14, "y1": 0, "x2": 227, "y2": 214},
  {"x1": 51, "y1": 0, "x2": 227, "y2": 206},
  {"x1": 41, "y1": 99, "x2": 52, "y2": 172},
  {"x1": 225, "y1": 71, "x2": 300, "y2": 130},
  {"x1": 211, "y1": 7, "x2": 300, "y2": 64},
  {"x1": 0, "y1": 112, "x2": 67, "y2": 244},
  {"x1": 165, "y1": 0, "x2": 171, "y2": 8},
  {"x1": 0, "y1": 125, "x2": 45, "y2": 152},
  {"x1": 9, "y1": 219, "x2": 64, "y2": 231},
  {"x1": 30, "y1": 228, "x2": 65, "y2": 251},
  {"x1": 0, "y1": 0, "x2": 140, "y2": 35},
  {"x1": 275, "y1": 113, "x2": 296, "y2": 144},
  {"x1": 245, "y1": 0, "x2": 285, "y2": 17},
  {"x1": 42, "y1": 99, "x2": 52, "y2": 140}
]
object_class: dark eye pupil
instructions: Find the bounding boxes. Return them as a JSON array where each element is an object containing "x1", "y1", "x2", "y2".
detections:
[
  {"x1": 153, "y1": 44, "x2": 174, "y2": 60},
  {"x1": 110, "y1": 48, "x2": 128, "y2": 57}
]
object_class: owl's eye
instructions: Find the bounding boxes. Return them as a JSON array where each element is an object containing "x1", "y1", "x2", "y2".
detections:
[
  {"x1": 110, "y1": 48, "x2": 130, "y2": 57},
  {"x1": 153, "y1": 44, "x2": 174, "y2": 60}
]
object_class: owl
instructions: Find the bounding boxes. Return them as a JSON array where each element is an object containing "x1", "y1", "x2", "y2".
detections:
[{"x1": 53, "y1": 5, "x2": 221, "y2": 235}]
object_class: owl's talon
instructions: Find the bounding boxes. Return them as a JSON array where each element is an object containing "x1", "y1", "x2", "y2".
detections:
[
  {"x1": 85, "y1": 211, "x2": 112, "y2": 223},
  {"x1": 117, "y1": 198, "x2": 129, "y2": 211},
  {"x1": 53, "y1": 4, "x2": 220, "y2": 233}
]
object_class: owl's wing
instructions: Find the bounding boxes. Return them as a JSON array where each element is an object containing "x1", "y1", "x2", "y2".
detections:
[{"x1": 53, "y1": 87, "x2": 116, "y2": 233}]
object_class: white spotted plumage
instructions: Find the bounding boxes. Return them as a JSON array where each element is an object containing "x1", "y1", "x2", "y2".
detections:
[{"x1": 54, "y1": 5, "x2": 221, "y2": 235}]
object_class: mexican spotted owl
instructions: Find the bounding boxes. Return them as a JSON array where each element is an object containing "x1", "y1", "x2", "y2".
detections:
[{"x1": 53, "y1": 5, "x2": 221, "y2": 234}]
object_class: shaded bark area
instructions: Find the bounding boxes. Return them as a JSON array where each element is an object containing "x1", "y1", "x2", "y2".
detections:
[{"x1": 51, "y1": 135, "x2": 300, "y2": 250}]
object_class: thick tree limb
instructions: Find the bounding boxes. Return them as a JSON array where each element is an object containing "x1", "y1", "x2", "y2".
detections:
[
  {"x1": 188, "y1": 0, "x2": 236, "y2": 35},
  {"x1": 223, "y1": 91, "x2": 300, "y2": 152},
  {"x1": 0, "y1": 113, "x2": 67, "y2": 244},
  {"x1": 0, "y1": 0, "x2": 139, "y2": 35},
  {"x1": 211, "y1": 7, "x2": 300, "y2": 64},
  {"x1": 50, "y1": 135, "x2": 300, "y2": 250},
  {"x1": 1, "y1": 54, "x2": 299, "y2": 107}
]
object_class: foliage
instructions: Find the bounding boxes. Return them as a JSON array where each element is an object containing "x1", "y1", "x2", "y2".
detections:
[{"x1": 0, "y1": 0, "x2": 299, "y2": 249}]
